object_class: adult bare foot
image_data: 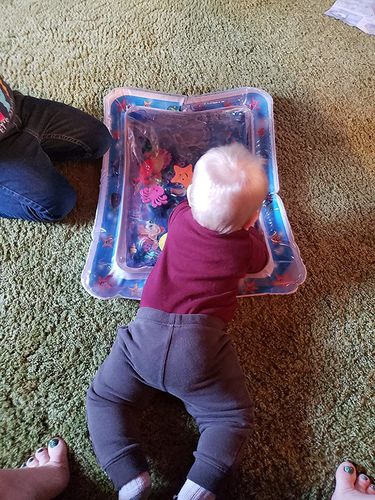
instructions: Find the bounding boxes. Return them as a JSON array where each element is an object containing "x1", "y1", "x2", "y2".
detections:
[
  {"x1": 0, "y1": 437, "x2": 69, "y2": 500},
  {"x1": 332, "y1": 461, "x2": 375, "y2": 499}
]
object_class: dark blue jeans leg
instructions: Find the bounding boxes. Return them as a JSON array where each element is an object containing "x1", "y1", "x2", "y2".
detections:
[
  {"x1": 0, "y1": 92, "x2": 112, "y2": 221},
  {"x1": 0, "y1": 129, "x2": 77, "y2": 221},
  {"x1": 18, "y1": 93, "x2": 112, "y2": 161}
]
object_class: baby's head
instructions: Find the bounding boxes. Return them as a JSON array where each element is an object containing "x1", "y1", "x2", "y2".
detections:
[{"x1": 187, "y1": 143, "x2": 268, "y2": 234}]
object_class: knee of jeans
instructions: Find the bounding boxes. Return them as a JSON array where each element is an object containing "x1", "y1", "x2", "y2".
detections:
[
  {"x1": 51, "y1": 187, "x2": 77, "y2": 220},
  {"x1": 35, "y1": 185, "x2": 77, "y2": 222},
  {"x1": 89, "y1": 122, "x2": 112, "y2": 158}
]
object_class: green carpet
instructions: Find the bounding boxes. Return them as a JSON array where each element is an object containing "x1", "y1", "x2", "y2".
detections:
[{"x1": 1, "y1": 1, "x2": 374, "y2": 498}]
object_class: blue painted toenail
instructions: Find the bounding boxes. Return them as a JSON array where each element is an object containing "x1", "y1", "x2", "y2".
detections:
[
  {"x1": 20, "y1": 463, "x2": 27, "y2": 468},
  {"x1": 360, "y1": 474, "x2": 369, "y2": 481},
  {"x1": 27, "y1": 457, "x2": 34, "y2": 463},
  {"x1": 48, "y1": 438, "x2": 59, "y2": 448},
  {"x1": 371, "y1": 485, "x2": 375, "y2": 490},
  {"x1": 344, "y1": 466, "x2": 354, "y2": 474},
  {"x1": 37, "y1": 448, "x2": 44, "y2": 453}
]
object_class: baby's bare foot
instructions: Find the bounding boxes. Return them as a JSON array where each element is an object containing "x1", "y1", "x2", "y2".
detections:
[
  {"x1": 332, "y1": 461, "x2": 375, "y2": 499},
  {"x1": 0, "y1": 437, "x2": 69, "y2": 500}
]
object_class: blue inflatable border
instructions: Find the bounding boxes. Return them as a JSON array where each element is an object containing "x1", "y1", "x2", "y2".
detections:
[{"x1": 82, "y1": 87, "x2": 306, "y2": 299}]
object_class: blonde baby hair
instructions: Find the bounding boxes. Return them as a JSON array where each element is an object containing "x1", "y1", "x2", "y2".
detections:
[{"x1": 187, "y1": 142, "x2": 268, "y2": 234}]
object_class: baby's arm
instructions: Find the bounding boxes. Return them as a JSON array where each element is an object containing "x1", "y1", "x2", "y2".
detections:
[{"x1": 247, "y1": 227, "x2": 269, "y2": 273}]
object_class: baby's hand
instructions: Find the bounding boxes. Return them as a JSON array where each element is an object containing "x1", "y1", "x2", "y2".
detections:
[{"x1": 243, "y1": 210, "x2": 260, "y2": 230}]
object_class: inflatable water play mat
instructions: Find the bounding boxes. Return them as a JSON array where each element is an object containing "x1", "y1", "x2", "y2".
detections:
[{"x1": 82, "y1": 87, "x2": 306, "y2": 300}]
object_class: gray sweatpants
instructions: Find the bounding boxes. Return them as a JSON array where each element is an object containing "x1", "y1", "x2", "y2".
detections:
[{"x1": 86, "y1": 307, "x2": 253, "y2": 494}]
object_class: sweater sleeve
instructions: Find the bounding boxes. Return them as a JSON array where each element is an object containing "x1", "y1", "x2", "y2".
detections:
[
  {"x1": 0, "y1": 77, "x2": 15, "y2": 138},
  {"x1": 247, "y1": 227, "x2": 269, "y2": 273}
]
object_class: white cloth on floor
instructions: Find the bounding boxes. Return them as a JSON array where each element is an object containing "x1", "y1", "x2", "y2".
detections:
[{"x1": 325, "y1": 0, "x2": 375, "y2": 34}]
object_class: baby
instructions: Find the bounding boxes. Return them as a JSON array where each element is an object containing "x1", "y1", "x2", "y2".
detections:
[{"x1": 87, "y1": 142, "x2": 269, "y2": 500}]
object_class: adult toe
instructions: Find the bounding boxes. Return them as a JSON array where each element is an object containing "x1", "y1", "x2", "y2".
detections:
[
  {"x1": 335, "y1": 461, "x2": 357, "y2": 491},
  {"x1": 47, "y1": 437, "x2": 68, "y2": 466},
  {"x1": 26, "y1": 455, "x2": 39, "y2": 468},
  {"x1": 367, "y1": 483, "x2": 375, "y2": 495},
  {"x1": 35, "y1": 447, "x2": 50, "y2": 465},
  {"x1": 356, "y1": 474, "x2": 371, "y2": 493}
]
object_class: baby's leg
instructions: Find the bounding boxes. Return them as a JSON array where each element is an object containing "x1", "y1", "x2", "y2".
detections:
[
  {"x1": 181, "y1": 351, "x2": 252, "y2": 498},
  {"x1": 164, "y1": 320, "x2": 253, "y2": 499},
  {"x1": 86, "y1": 326, "x2": 157, "y2": 499}
]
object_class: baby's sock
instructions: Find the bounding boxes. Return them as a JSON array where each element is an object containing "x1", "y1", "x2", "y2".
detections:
[
  {"x1": 177, "y1": 479, "x2": 216, "y2": 500},
  {"x1": 118, "y1": 472, "x2": 151, "y2": 500}
]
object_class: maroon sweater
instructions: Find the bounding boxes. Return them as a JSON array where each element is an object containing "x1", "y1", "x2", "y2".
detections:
[{"x1": 140, "y1": 200, "x2": 268, "y2": 323}]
